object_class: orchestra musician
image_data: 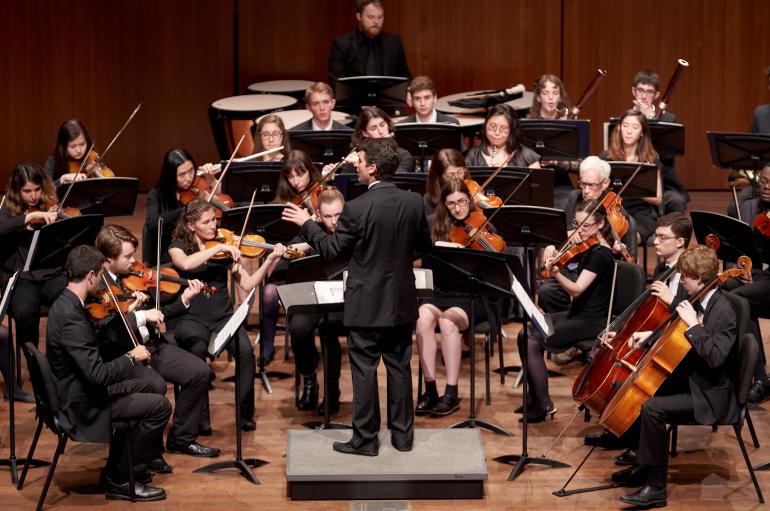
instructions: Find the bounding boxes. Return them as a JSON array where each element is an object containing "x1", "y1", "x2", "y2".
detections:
[
  {"x1": 464, "y1": 104, "x2": 541, "y2": 169},
  {"x1": 43, "y1": 118, "x2": 110, "y2": 184},
  {"x1": 0, "y1": 324, "x2": 33, "y2": 402},
  {"x1": 398, "y1": 76, "x2": 459, "y2": 125},
  {"x1": 610, "y1": 246, "x2": 738, "y2": 509},
  {"x1": 282, "y1": 137, "x2": 432, "y2": 456},
  {"x1": 253, "y1": 114, "x2": 290, "y2": 161},
  {"x1": 327, "y1": 0, "x2": 411, "y2": 90},
  {"x1": 168, "y1": 200, "x2": 287, "y2": 432},
  {"x1": 351, "y1": 107, "x2": 415, "y2": 172},
  {"x1": 290, "y1": 82, "x2": 352, "y2": 132},
  {"x1": 750, "y1": 65, "x2": 770, "y2": 134},
  {"x1": 46, "y1": 245, "x2": 172, "y2": 502},
  {"x1": 423, "y1": 148, "x2": 470, "y2": 218}
]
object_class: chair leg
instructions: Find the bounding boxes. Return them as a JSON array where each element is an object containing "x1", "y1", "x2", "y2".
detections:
[
  {"x1": 36, "y1": 435, "x2": 67, "y2": 511},
  {"x1": 484, "y1": 333, "x2": 491, "y2": 406},
  {"x1": 669, "y1": 424, "x2": 678, "y2": 458},
  {"x1": 497, "y1": 327, "x2": 505, "y2": 385},
  {"x1": 18, "y1": 418, "x2": 45, "y2": 490},
  {"x1": 746, "y1": 409, "x2": 761, "y2": 449},
  {"x1": 582, "y1": 404, "x2": 591, "y2": 423},
  {"x1": 734, "y1": 424, "x2": 765, "y2": 504},
  {"x1": 284, "y1": 322, "x2": 290, "y2": 361}
]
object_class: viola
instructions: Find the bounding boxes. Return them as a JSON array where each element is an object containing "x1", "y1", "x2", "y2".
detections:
[
  {"x1": 292, "y1": 182, "x2": 323, "y2": 214},
  {"x1": 464, "y1": 179, "x2": 502, "y2": 208},
  {"x1": 205, "y1": 228, "x2": 304, "y2": 260},
  {"x1": 68, "y1": 151, "x2": 115, "y2": 178},
  {"x1": 27, "y1": 200, "x2": 81, "y2": 225},
  {"x1": 178, "y1": 176, "x2": 234, "y2": 219},
  {"x1": 86, "y1": 284, "x2": 131, "y2": 320},
  {"x1": 540, "y1": 236, "x2": 599, "y2": 279},
  {"x1": 600, "y1": 191, "x2": 634, "y2": 263},
  {"x1": 448, "y1": 210, "x2": 506, "y2": 252},
  {"x1": 121, "y1": 261, "x2": 216, "y2": 296}
]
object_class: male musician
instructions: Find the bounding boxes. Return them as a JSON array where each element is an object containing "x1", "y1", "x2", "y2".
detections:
[
  {"x1": 290, "y1": 82, "x2": 353, "y2": 132},
  {"x1": 283, "y1": 137, "x2": 431, "y2": 456},
  {"x1": 398, "y1": 76, "x2": 459, "y2": 125},
  {"x1": 46, "y1": 245, "x2": 171, "y2": 501},
  {"x1": 93, "y1": 224, "x2": 220, "y2": 459},
  {"x1": 629, "y1": 70, "x2": 689, "y2": 214},
  {"x1": 612, "y1": 246, "x2": 738, "y2": 508},
  {"x1": 327, "y1": 0, "x2": 411, "y2": 89}
]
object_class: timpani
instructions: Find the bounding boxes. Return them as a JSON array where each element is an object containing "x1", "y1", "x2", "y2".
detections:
[{"x1": 246, "y1": 80, "x2": 316, "y2": 102}]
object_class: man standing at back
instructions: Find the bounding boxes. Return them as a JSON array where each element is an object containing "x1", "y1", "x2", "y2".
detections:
[{"x1": 283, "y1": 137, "x2": 431, "y2": 456}]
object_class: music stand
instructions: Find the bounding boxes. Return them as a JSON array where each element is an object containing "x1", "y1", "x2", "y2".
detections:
[
  {"x1": 690, "y1": 210, "x2": 763, "y2": 267},
  {"x1": 607, "y1": 162, "x2": 658, "y2": 198},
  {"x1": 488, "y1": 206, "x2": 571, "y2": 481},
  {"x1": 221, "y1": 161, "x2": 282, "y2": 204},
  {"x1": 345, "y1": 174, "x2": 427, "y2": 201},
  {"x1": 334, "y1": 75, "x2": 409, "y2": 115},
  {"x1": 56, "y1": 177, "x2": 138, "y2": 216},
  {"x1": 467, "y1": 167, "x2": 554, "y2": 208},
  {"x1": 519, "y1": 119, "x2": 590, "y2": 161},
  {"x1": 707, "y1": 132, "x2": 770, "y2": 170},
  {"x1": 608, "y1": 118, "x2": 685, "y2": 157},
  {"x1": 288, "y1": 130, "x2": 353, "y2": 165},
  {"x1": 425, "y1": 248, "x2": 513, "y2": 436},
  {"x1": 393, "y1": 123, "x2": 463, "y2": 169}
]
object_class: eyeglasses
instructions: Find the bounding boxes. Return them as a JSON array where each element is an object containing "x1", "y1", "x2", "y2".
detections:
[
  {"x1": 486, "y1": 124, "x2": 510, "y2": 135},
  {"x1": 577, "y1": 180, "x2": 605, "y2": 190},
  {"x1": 759, "y1": 178, "x2": 770, "y2": 188},
  {"x1": 634, "y1": 86, "x2": 657, "y2": 96},
  {"x1": 260, "y1": 131, "x2": 283, "y2": 139},
  {"x1": 571, "y1": 220, "x2": 597, "y2": 230},
  {"x1": 653, "y1": 233, "x2": 679, "y2": 241},
  {"x1": 445, "y1": 198, "x2": 470, "y2": 209}
]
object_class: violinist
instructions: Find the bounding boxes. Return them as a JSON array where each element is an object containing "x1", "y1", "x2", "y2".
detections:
[
  {"x1": 0, "y1": 164, "x2": 66, "y2": 354},
  {"x1": 93, "y1": 224, "x2": 220, "y2": 459},
  {"x1": 253, "y1": 114, "x2": 290, "y2": 161},
  {"x1": 43, "y1": 118, "x2": 110, "y2": 184},
  {"x1": 351, "y1": 107, "x2": 414, "y2": 173},
  {"x1": 523, "y1": 199, "x2": 616, "y2": 423},
  {"x1": 168, "y1": 200, "x2": 287, "y2": 432},
  {"x1": 423, "y1": 148, "x2": 469, "y2": 218},
  {"x1": 611, "y1": 246, "x2": 738, "y2": 508},
  {"x1": 414, "y1": 179, "x2": 494, "y2": 418},
  {"x1": 144, "y1": 148, "x2": 217, "y2": 265},
  {"x1": 464, "y1": 104, "x2": 541, "y2": 169},
  {"x1": 272, "y1": 150, "x2": 324, "y2": 212}
]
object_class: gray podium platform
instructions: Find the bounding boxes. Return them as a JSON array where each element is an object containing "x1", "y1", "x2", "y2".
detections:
[{"x1": 286, "y1": 428, "x2": 487, "y2": 500}]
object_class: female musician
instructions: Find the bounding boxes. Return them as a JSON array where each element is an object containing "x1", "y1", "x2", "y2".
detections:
[
  {"x1": 465, "y1": 104, "x2": 541, "y2": 169},
  {"x1": 253, "y1": 114, "x2": 290, "y2": 161},
  {"x1": 168, "y1": 199, "x2": 286, "y2": 431},
  {"x1": 43, "y1": 119, "x2": 108, "y2": 184},
  {"x1": 424, "y1": 148, "x2": 469, "y2": 218},
  {"x1": 524, "y1": 199, "x2": 615, "y2": 422},
  {"x1": 0, "y1": 325, "x2": 33, "y2": 402},
  {"x1": 415, "y1": 179, "x2": 492, "y2": 417},
  {"x1": 602, "y1": 109, "x2": 663, "y2": 244},
  {"x1": 351, "y1": 107, "x2": 414, "y2": 173},
  {"x1": 145, "y1": 148, "x2": 217, "y2": 264},
  {"x1": 0, "y1": 164, "x2": 66, "y2": 355}
]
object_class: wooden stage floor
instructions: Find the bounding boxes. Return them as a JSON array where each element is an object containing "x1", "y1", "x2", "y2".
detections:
[{"x1": 3, "y1": 191, "x2": 770, "y2": 510}]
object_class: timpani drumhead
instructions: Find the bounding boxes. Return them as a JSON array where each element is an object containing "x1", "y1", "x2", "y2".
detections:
[
  {"x1": 246, "y1": 79, "x2": 316, "y2": 95},
  {"x1": 211, "y1": 94, "x2": 297, "y2": 116}
]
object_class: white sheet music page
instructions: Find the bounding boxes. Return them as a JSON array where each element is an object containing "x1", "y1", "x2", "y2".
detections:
[
  {"x1": 511, "y1": 276, "x2": 552, "y2": 337},
  {"x1": 314, "y1": 281, "x2": 344, "y2": 304},
  {"x1": 208, "y1": 288, "x2": 255, "y2": 357}
]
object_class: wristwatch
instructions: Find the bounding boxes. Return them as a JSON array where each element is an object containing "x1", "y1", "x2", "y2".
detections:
[{"x1": 125, "y1": 352, "x2": 136, "y2": 366}]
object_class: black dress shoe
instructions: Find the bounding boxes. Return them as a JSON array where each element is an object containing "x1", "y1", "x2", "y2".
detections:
[
  {"x1": 146, "y1": 457, "x2": 173, "y2": 474},
  {"x1": 104, "y1": 477, "x2": 167, "y2": 502},
  {"x1": 391, "y1": 440, "x2": 413, "y2": 452},
  {"x1": 4, "y1": 387, "x2": 35, "y2": 403},
  {"x1": 332, "y1": 440, "x2": 378, "y2": 457},
  {"x1": 135, "y1": 471, "x2": 153, "y2": 485},
  {"x1": 614, "y1": 448, "x2": 638, "y2": 466},
  {"x1": 584, "y1": 429, "x2": 625, "y2": 449},
  {"x1": 240, "y1": 419, "x2": 256, "y2": 431},
  {"x1": 166, "y1": 440, "x2": 221, "y2": 458},
  {"x1": 415, "y1": 392, "x2": 438, "y2": 416},
  {"x1": 519, "y1": 405, "x2": 556, "y2": 423},
  {"x1": 317, "y1": 394, "x2": 341, "y2": 416},
  {"x1": 297, "y1": 378, "x2": 319, "y2": 411},
  {"x1": 618, "y1": 485, "x2": 667, "y2": 508},
  {"x1": 430, "y1": 394, "x2": 460, "y2": 416},
  {"x1": 748, "y1": 380, "x2": 769, "y2": 403},
  {"x1": 611, "y1": 464, "x2": 649, "y2": 487}
]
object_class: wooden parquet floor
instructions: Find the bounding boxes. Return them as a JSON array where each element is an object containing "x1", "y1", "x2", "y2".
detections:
[{"x1": 3, "y1": 191, "x2": 770, "y2": 510}]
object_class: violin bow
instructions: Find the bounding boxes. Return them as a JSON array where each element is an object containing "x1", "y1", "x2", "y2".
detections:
[
  {"x1": 210, "y1": 145, "x2": 285, "y2": 172},
  {"x1": 101, "y1": 274, "x2": 141, "y2": 348},
  {"x1": 56, "y1": 142, "x2": 96, "y2": 213},
  {"x1": 155, "y1": 217, "x2": 163, "y2": 312},
  {"x1": 732, "y1": 185, "x2": 742, "y2": 222},
  {"x1": 93, "y1": 103, "x2": 142, "y2": 167},
  {"x1": 0, "y1": 193, "x2": 5, "y2": 212},
  {"x1": 208, "y1": 134, "x2": 245, "y2": 201},
  {"x1": 473, "y1": 150, "x2": 516, "y2": 199},
  {"x1": 236, "y1": 189, "x2": 258, "y2": 253}
]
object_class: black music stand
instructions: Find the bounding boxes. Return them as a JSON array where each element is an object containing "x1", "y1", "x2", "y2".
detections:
[
  {"x1": 707, "y1": 132, "x2": 770, "y2": 170},
  {"x1": 345, "y1": 174, "x2": 427, "y2": 201},
  {"x1": 690, "y1": 210, "x2": 763, "y2": 267},
  {"x1": 608, "y1": 118, "x2": 685, "y2": 157},
  {"x1": 393, "y1": 123, "x2": 463, "y2": 170},
  {"x1": 288, "y1": 130, "x2": 353, "y2": 165},
  {"x1": 607, "y1": 162, "x2": 658, "y2": 197},
  {"x1": 519, "y1": 119, "x2": 590, "y2": 161},
  {"x1": 56, "y1": 177, "x2": 138, "y2": 216},
  {"x1": 489, "y1": 206, "x2": 570, "y2": 481},
  {"x1": 222, "y1": 161, "x2": 282, "y2": 205},
  {"x1": 467, "y1": 167, "x2": 554, "y2": 208},
  {"x1": 334, "y1": 75, "x2": 409, "y2": 115},
  {"x1": 426, "y1": 248, "x2": 513, "y2": 436},
  {"x1": 196, "y1": 289, "x2": 267, "y2": 484}
]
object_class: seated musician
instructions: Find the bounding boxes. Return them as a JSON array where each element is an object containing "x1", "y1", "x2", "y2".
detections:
[
  {"x1": 398, "y1": 76, "x2": 459, "y2": 125},
  {"x1": 600, "y1": 109, "x2": 663, "y2": 245},
  {"x1": 46, "y1": 245, "x2": 171, "y2": 501},
  {"x1": 415, "y1": 179, "x2": 494, "y2": 418},
  {"x1": 290, "y1": 82, "x2": 352, "y2": 132},
  {"x1": 423, "y1": 148, "x2": 469, "y2": 218},
  {"x1": 93, "y1": 224, "x2": 219, "y2": 459},
  {"x1": 464, "y1": 104, "x2": 541, "y2": 169},
  {"x1": 253, "y1": 114, "x2": 290, "y2": 161},
  {"x1": 43, "y1": 118, "x2": 108, "y2": 184},
  {"x1": 751, "y1": 65, "x2": 770, "y2": 134},
  {"x1": 611, "y1": 246, "x2": 738, "y2": 509},
  {"x1": 168, "y1": 200, "x2": 286, "y2": 432},
  {"x1": 350, "y1": 107, "x2": 414, "y2": 172},
  {"x1": 145, "y1": 148, "x2": 217, "y2": 265}
]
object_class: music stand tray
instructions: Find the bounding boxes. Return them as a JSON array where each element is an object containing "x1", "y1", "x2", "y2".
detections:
[
  {"x1": 286, "y1": 255, "x2": 348, "y2": 284},
  {"x1": 467, "y1": 167, "x2": 554, "y2": 208},
  {"x1": 222, "y1": 161, "x2": 283, "y2": 204},
  {"x1": 220, "y1": 205, "x2": 300, "y2": 244},
  {"x1": 519, "y1": 119, "x2": 590, "y2": 161},
  {"x1": 334, "y1": 75, "x2": 409, "y2": 115},
  {"x1": 707, "y1": 132, "x2": 770, "y2": 170},
  {"x1": 57, "y1": 177, "x2": 138, "y2": 217},
  {"x1": 393, "y1": 123, "x2": 463, "y2": 162},
  {"x1": 25, "y1": 215, "x2": 105, "y2": 272},
  {"x1": 607, "y1": 162, "x2": 658, "y2": 198},
  {"x1": 289, "y1": 130, "x2": 353, "y2": 165},
  {"x1": 607, "y1": 118, "x2": 685, "y2": 157},
  {"x1": 345, "y1": 174, "x2": 427, "y2": 201},
  {"x1": 690, "y1": 210, "x2": 763, "y2": 267}
]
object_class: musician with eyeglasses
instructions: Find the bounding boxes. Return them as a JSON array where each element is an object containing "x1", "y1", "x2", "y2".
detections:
[{"x1": 464, "y1": 104, "x2": 541, "y2": 169}]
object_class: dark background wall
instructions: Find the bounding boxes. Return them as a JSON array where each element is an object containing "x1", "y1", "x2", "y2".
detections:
[{"x1": 2, "y1": 0, "x2": 769, "y2": 192}]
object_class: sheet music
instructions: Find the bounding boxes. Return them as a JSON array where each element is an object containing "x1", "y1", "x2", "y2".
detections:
[
  {"x1": 0, "y1": 271, "x2": 19, "y2": 318},
  {"x1": 511, "y1": 275, "x2": 552, "y2": 338},
  {"x1": 314, "y1": 281, "x2": 344, "y2": 304},
  {"x1": 208, "y1": 288, "x2": 255, "y2": 357},
  {"x1": 23, "y1": 231, "x2": 41, "y2": 272}
]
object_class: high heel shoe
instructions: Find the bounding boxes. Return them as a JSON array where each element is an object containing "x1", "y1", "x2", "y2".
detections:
[{"x1": 519, "y1": 405, "x2": 557, "y2": 423}]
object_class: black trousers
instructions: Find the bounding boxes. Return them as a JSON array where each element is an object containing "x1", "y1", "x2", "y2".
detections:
[
  {"x1": 174, "y1": 318, "x2": 255, "y2": 422},
  {"x1": 289, "y1": 312, "x2": 344, "y2": 380},
  {"x1": 538, "y1": 267, "x2": 578, "y2": 314},
  {"x1": 731, "y1": 271, "x2": 770, "y2": 320},
  {"x1": 347, "y1": 324, "x2": 414, "y2": 450},
  {"x1": 108, "y1": 392, "x2": 171, "y2": 476},
  {"x1": 10, "y1": 275, "x2": 66, "y2": 347},
  {"x1": 637, "y1": 393, "x2": 695, "y2": 479}
]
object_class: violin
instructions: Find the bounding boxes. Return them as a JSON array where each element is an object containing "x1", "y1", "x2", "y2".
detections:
[
  {"x1": 86, "y1": 284, "x2": 132, "y2": 320},
  {"x1": 464, "y1": 179, "x2": 502, "y2": 208},
  {"x1": 449, "y1": 210, "x2": 506, "y2": 252},
  {"x1": 752, "y1": 210, "x2": 770, "y2": 238},
  {"x1": 205, "y1": 228, "x2": 304, "y2": 260},
  {"x1": 540, "y1": 236, "x2": 599, "y2": 279},
  {"x1": 600, "y1": 191, "x2": 634, "y2": 263},
  {"x1": 178, "y1": 176, "x2": 234, "y2": 219},
  {"x1": 121, "y1": 261, "x2": 216, "y2": 296},
  {"x1": 68, "y1": 151, "x2": 115, "y2": 178},
  {"x1": 27, "y1": 200, "x2": 81, "y2": 225},
  {"x1": 292, "y1": 182, "x2": 323, "y2": 214}
]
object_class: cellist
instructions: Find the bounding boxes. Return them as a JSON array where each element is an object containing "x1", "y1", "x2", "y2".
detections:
[{"x1": 610, "y1": 246, "x2": 738, "y2": 509}]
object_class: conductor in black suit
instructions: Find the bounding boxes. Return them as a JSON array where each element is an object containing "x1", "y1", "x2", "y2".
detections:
[
  {"x1": 283, "y1": 137, "x2": 431, "y2": 456},
  {"x1": 46, "y1": 245, "x2": 171, "y2": 501},
  {"x1": 327, "y1": 0, "x2": 411, "y2": 89}
]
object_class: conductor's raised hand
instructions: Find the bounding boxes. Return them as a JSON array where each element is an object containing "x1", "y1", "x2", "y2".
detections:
[{"x1": 282, "y1": 202, "x2": 312, "y2": 227}]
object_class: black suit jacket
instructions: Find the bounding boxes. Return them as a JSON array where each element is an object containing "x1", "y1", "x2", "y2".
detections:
[
  {"x1": 397, "y1": 112, "x2": 460, "y2": 125},
  {"x1": 46, "y1": 288, "x2": 136, "y2": 442},
  {"x1": 289, "y1": 119, "x2": 353, "y2": 132},
  {"x1": 328, "y1": 29, "x2": 411, "y2": 88},
  {"x1": 301, "y1": 181, "x2": 431, "y2": 327},
  {"x1": 752, "y1": 104, "x2": 770, "y2": 134}
]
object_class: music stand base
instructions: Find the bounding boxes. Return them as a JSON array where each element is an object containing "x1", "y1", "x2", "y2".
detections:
[
  {"x1": 194, "y1": 458, "x2": 267, "y2": 485},
  {"x1": 450, "y1": 418, "x2": 512, "y2": 436},
  {"x1": 754, "y1": 461, "x2": 770, "y2": 471},
  {"x1": 493, "y1": 454, "x2": 570, "y2": 481},
  {"x1": 0, "y1": 457, "x2": 50, "y2": 485},
  {"x1": 553, "y1": 482, "x2": 619, "y2": 497},
  {"x1": 302, "y1": 420, "x2": 352, "y2": 430}
]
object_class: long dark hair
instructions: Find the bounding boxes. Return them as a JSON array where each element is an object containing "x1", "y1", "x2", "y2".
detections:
[
  {"x1": 5, "y1": 163, "x2": 58, "y2": 216},
  {"x1": 527, "y1": 74, "x2": 571, "y2": 119},
  {"x1": 575, "y1": 199, "x2": 613, "y2": 243},
  {"x1": 426, "y1": 148, "x2": 468, "y2": 206},
  {"x1": 52, "y1": 119, "x2": 93, "y2": 178},
  {"x1": 172, "y1": 199, "x2": 216, "y2": 251},
  {"x1": 431, "y1": 179, "x2": 477, "y2": 242},
  {"x1": 481, "y1": 104, "x2": 522, "y2": 155},
  {"x1": 273, "y1": 150, "x2": 322, "y2": 203},
  {"x1": 607, "y1": 109, "x2": 659, "y2": 163},
  {"x1": 157, "y1": 148, "x2": 196, "y2": 211},
  {"x1": 352, "y1": 107, "x2": 394, "y2": 146}
]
